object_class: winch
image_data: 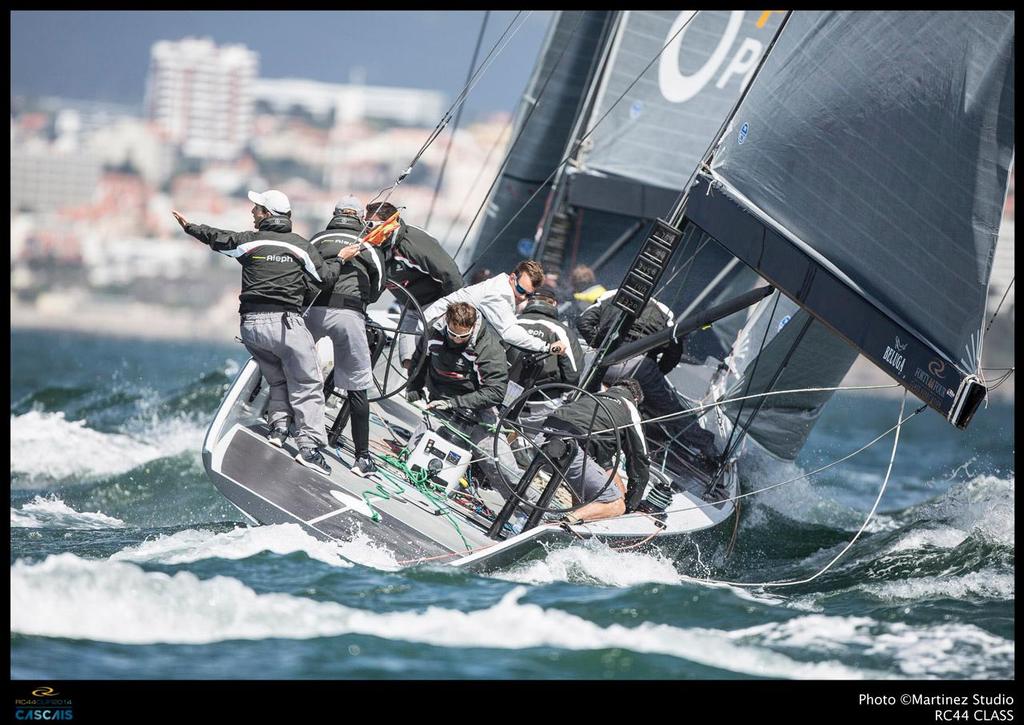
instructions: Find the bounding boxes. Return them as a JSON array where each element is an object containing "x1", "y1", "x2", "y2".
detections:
[{"x1": 405, "y1": 420, "x2": 473, "y2": 495}]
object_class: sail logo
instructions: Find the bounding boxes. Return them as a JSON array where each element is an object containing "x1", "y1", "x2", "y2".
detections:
[
  {"x1": 738, "y1": 122, "x2": 749, "y2": 144},
  {"x1": 928, "y1": 359, "x2": 946, "y2": 378},
  {"x1": 883, "y1": 336, "x2": 908, "y2": 375},
  {"x1": 914, "y1": 366, "x2": 950, "y2": 400},
  {"x1": 658, "y1": 11, "x2": 771, "y2": 103}
]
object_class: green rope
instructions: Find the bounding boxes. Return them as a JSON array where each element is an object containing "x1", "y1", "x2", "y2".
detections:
[{"x1": 361, "y1": 449, "x2": 472, "y2": 551}]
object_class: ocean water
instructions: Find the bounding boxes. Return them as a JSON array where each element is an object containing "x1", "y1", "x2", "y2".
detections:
[{"x1": 10, "y1": 329, "x2": 1014, "y2": 679}]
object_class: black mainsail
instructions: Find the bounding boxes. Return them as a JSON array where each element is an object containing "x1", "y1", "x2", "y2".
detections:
[
  {"x1": 685, "y1": 10, "x2": 1015, "y2": 428},
  {"x1": 463, "y1": 11, "x2": 614, "y2": 274}
]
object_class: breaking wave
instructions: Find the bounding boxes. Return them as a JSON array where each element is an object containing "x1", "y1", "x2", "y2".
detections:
[
  {"x1": 10, "y1": 495, "x2": 126, "y2": 529},
  {"x1": 12, "y1": 553, "x2": 1012, "y2": 678},
  {"x1": 10, "y1": 410, "x2": 204, "y2": 487},
  {"x1": 109, "y1": 523, "x2": 400, "y2": 571}
]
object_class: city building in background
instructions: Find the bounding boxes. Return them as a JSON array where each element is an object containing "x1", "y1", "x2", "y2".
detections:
[
  {"x1": 145, "y1": 37, "x2": 259, "y2": 161},
  {"x1": 11, "y1": 34, "x2": 516, "y2": 343},
  {"x1": 251, "y1": 77, "x2": 444, "y2": 128}
]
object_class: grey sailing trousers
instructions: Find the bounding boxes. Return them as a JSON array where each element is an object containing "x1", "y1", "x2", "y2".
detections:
[
  {"x1": 240, "y1": 311, "x2": 327, "y2": 450},
  {"x1": 305, "y1": 307, "x2": 373, "y2": 391},
  {"x1": 397, "y1": 302, "x2": 422, "y2": 368}
]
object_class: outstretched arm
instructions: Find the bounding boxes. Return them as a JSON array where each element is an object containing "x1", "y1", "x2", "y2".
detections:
[{"x1": 172, "y1": 210, "x2": 251, "y2": 252}]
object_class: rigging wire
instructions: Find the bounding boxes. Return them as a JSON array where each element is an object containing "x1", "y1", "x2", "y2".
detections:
[
  {"x1": 392, "y1": 381, "x2": 906, "y2": 483},
  {"x1": 440, "y1": 112, "x2": 514, "y2": 249},
  {"x1": 984, "y1": 276, "x2": 1015, "y2": 335},
  {"x1": 691, "y1": 391, "x2": 910, "y2": 589},
  {"x1": 462, "y1": 11, "x2": 703, "y2": 274},
  {"x1": 451, "y1": 12, "x2": 588, "y2": 264},
  {"x1": 382, "y1": 391, "x2": 926, "y2": 564},
  {"x1": 977, "y1": 275, "x2": 1014, "y2": 389},
  {"x1": 714, "y1": 293, "x2": 780, "y2": 471},
  {"x1": 425, "y1": 11, "x2": 491, "y2": 228},
  {"x1": 359, "y1": 11, "x2": 531, "y2": 231},
  {"x1": 407, "y1": 11, "x2": 529, "y2": 173}
]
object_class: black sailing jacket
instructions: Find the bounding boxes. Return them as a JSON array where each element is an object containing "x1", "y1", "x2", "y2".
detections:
[
  {"x1": 385, "y1": 219, "x2": 464, "y2": 307},
  {"x1": 308, "y1": 214, "x2": 387, "y2": 308},
  {"x1": 544, "y1": 386, "x2": 650, "y2": 506},
  {"x1": 507, "y1": 300, "x2": 584, "y2": 387},
  {"x1": 186, "y1": 215, "x2": 340, "y2": 314},
  {"x1": 576, "y1": 289, "x2": 683, "y2": 374},
  {"x1": 408, "y1": 317, "x2": 509, "y2": 411}
]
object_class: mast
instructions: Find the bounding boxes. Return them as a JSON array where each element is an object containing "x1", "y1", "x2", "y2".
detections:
[{"x1": 533, "y1": 12, "x2": 622, "y2": 272}]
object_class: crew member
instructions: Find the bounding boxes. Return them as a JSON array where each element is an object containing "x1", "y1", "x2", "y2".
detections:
[
  {"x1": 405, "y1": 302, "x2": 521, "y2": 497},
  {"x1": 364, "y1": 201, "x2": 463, "y2": 369},
  {"x1": 172, "y1": 190, "x2": 340, "y2": 476},
  {"x1": 502, "y1": 285, "x2": 586, "y2": 466},
  {"x1": 577, "y1": 288, "x2": 691, "y2": 444},
  {"x1": 306, "y1": 195, "x2": 386, "y2": 477},
  {"x1": 507, "y1": 285, "x2": 583, "y2": 389},
  {"x1": 416, "y1": 260, "x2": 568, "y2": 369},
  {"x1": 558, "y1": 264, "x2": 607, "y2": 326},
  {"x1": 534, "y1": 378, "x2": 649, "y2": 522}
]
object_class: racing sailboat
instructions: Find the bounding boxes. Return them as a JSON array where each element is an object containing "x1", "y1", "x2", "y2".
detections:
[{"x1": 203, "y1": 11, "x2": 1014, "y2": 571}]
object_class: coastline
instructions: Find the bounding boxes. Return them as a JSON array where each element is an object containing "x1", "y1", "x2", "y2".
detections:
[{"x1": 11, "y1": 291, "x2": 239, "y2": 345}]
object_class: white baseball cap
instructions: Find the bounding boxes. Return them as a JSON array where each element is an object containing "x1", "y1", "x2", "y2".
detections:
[{"x1": 248, "y1": 189, "x2": 291, "y2": 215}]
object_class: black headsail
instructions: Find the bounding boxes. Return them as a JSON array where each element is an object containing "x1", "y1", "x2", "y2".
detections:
[{"x1": 685, "y1": 11, "x2": 1015, "y2": 429}]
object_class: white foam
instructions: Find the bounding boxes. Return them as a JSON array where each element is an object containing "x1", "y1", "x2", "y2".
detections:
[
  {"x1": 920, "y1": 475, "x2": 1014, "y2": 547},
  {"x1": 110, "y1": 523, "x2": 404, "y2": 571},
  {"x1": 741, "y1": 451, "x2": 868, "y2": 530},
  {"x1": 11, "y1": 554, "x2": 877, "y2": 678},
  {"x1": 731, "y1": 614, "x2": 1015, "y2": 678},
  {"x1": 863, "y1": 572, "x2": 1015, "y2": 602},
  {"x1": 10, "y1": 495, "x2": 125, "y2": 529},
  {"x1": 886, "y1": 527, "x2": 968, "y2": 553},
  {"x1": 332, "y1": 528, "x2": 403, "y2": 571},
  {"x1": 111, "y1": 524, "x2": 354, "y2": 568},
  {"x1": 497, "y1": 540, "x2": 683, "y2": 587},
  {"x1": 10, "y1": 410, "x2": 204, "y2": 487}
]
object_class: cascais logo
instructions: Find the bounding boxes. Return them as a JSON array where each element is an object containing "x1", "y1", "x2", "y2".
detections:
[
  {"x1": 882, "y1": 336, "x2": 907, "y2": 375},
  {"x1": 31, "y1": 688, "x2": 57, "y2": 698}
]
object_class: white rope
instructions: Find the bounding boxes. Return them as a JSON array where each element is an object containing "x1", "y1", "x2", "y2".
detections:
[
  {"x1": 685, "y1": 390, "x2": 908, "y2": 589},
  {"x1": 598, "y1": 397, "x2": 925, "y2": 523},
  {"x1": 390, "y1": 381, "x2": 906, "y2": 477},
  {"x1": 525, "y1": 381, "x2": 904, "y2": 442}
]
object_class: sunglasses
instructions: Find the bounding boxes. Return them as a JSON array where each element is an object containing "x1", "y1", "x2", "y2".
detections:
[
  {"x1": 514, "y1": 280, "x2": 535, "y2": 298},
  {"x1": 444, "y1": 325, "x2": 472, "y2": 341}
]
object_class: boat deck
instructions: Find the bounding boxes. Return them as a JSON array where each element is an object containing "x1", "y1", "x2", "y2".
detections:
[{"x1": 204, "y1": 360, "x2": 521, "y2": 563}]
